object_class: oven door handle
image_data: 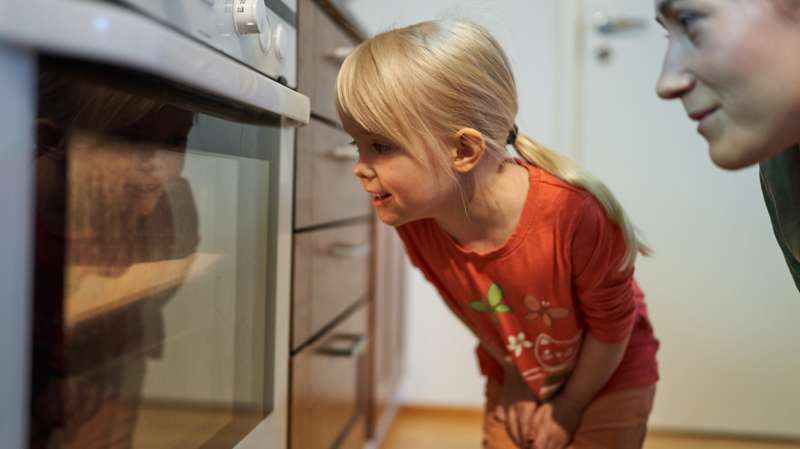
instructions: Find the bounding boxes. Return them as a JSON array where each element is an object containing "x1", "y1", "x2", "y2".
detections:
[
  {"x1": 0, "y1": 0, "x2": 310, "y2": 125},
  {"x1": 316, "y1": 333, "x2": 368, "y2": 358},
  {"x1": 330, "y1": 242, "x2": 371, "y2": 258}
]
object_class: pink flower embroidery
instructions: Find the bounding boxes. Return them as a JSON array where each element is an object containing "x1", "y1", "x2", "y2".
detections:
[{"x1": 523, "y1": 294, "x2": 570, "y2": 328}]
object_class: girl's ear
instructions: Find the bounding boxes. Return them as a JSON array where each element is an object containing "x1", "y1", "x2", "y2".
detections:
[
  {"x1": 36, "y1": 119, "x2": 65, "y2": 160},
  {"x1": 776, "y1": 0, "x2": 800, "y2": 20},
  {"x1": 451, "y1": 128, "x2": 485, "y2": 173}
]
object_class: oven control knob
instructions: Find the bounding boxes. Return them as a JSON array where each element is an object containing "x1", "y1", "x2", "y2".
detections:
[
  {"x1": 233, "y1": 0, "x2": 267, "y2": 35},
  {"x1": 274, "y1": 24, "x2": 286, "y2": 60}
]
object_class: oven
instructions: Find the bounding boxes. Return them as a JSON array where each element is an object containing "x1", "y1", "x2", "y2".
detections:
[{"x1": 0, "y1": 0, "x2": 308, "y2": 448}]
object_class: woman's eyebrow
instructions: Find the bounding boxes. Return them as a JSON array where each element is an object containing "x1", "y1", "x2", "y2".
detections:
[{"x1": 658, "y1": 0, "x2": 676, "y2": 19}]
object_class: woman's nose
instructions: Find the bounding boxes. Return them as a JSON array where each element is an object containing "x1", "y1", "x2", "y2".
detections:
[{"x1": 656, "y1": 45, "x2": 695, "y2": 100}]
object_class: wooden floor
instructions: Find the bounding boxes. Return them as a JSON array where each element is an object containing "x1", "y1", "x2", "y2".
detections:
[{"x1": 379, "y1": 407, "x2": 800, "y2": 449}]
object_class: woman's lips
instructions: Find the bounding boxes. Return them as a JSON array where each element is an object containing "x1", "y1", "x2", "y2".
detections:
[{"x1": 688, "y1": 107, "x2": 719, "y2": 133}]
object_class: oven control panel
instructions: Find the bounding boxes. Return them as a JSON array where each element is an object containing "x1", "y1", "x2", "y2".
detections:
[{"x1": 115, "y1": 0, "x2": 297, "y2": 87}]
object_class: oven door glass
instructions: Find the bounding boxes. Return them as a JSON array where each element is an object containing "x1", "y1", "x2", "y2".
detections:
[{"x1": 31, "y1": 57, "x2": 283, "y2": 449}]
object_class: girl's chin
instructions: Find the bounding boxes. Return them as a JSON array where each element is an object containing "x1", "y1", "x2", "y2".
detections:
[{"x1": 377, "y1": 212, "x2": 406, "y2": 228}]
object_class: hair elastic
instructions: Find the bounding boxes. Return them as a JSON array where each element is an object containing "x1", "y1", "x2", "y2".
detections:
[{"x1": 506, "y1": 124, "x2": 519, "y2": 145}]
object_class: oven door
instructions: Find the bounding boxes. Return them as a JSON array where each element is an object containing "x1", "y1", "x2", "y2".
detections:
[{"x1": 0, "y1": 1, "x2": 308, "y2": 449}]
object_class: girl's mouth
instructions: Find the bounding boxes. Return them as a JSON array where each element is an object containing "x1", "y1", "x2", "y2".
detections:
[
  {"x1": 372, "y1": 192, "x2": 392, "y2": 207},
  {"x1": 125, "y1": 182, "x2": 164, "y2": 200},
  {"x1": 127, "y1": 183, "x2": 160, "y2": 192}
]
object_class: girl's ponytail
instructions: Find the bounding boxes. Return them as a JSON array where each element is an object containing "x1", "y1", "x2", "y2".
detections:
[{"x1": 513, "y1": 131, "x2": 651, "y2": 268}]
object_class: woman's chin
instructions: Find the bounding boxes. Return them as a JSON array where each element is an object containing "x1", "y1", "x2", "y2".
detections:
[
  {"x1": 708, "y1": 139, "x2": 770, "y2": 171},
  {"x1": 708, "y1": 126, "x2": 800, "y2": 170}
]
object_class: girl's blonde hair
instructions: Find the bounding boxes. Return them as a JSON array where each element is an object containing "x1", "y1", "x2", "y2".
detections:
[{"x1": 335, "y1": 20, "x2": 650, "y2": 267}]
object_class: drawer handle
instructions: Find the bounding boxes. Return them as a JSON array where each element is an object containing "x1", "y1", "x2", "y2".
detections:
[
  {"x1": 316, "y1": 333, "x2": 368, "y2": 357},
  {"x1": 330, "y1": 242, "x2": 371, "y2": 258},
  {"x1": 331, "y1": 143, "x2": 359, "y2": 162},
  {"x1": 326, "y1": 46, "x2": 356, "y2": 62}
]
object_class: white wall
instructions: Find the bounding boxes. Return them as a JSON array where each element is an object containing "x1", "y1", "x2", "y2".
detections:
[{"x1": 332, "y1": 0, "x2": 561, "y2": 408}]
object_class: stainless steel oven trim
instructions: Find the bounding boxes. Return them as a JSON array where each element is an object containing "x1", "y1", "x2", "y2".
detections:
[
  {"x1": 0, "y1": 1, "x2": 305, "y2": 448},
  {"x1": 0, "y1": 44, "x2": 36, "y2": 449},
  {"x1": 0, "y1": 0, "x2": 310, "y2": 125}
]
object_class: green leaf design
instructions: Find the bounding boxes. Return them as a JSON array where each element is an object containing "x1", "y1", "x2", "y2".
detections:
[
  {"x1": 544, "y1": 371, "x2": 570, "y2": 383},
  {"x1": 487, "y1": 283, "x2": 503, "y2": 307},
  {"x1": 494, "y1": 304, "x2": 512, "y2": 313},
  {"x1": 468, "y1": 300, "x2": 492, "y2": 312},
  {"x1": 490, "y1": 313, "x2": 499, "y2": 325}
]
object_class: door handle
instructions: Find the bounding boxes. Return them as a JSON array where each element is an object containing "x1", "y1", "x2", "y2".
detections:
[
  {"x1": 330, "y1": 242, "x2": 371, "y2": 258},
  {"x1": 326, "y1": 46, "x2": 355, "y2": 62},
  {"x1": 331, "y1": 143, "x2": 359, "y2": 162},
  {"x1": 593, "y1": 12, "x2": 646, "y2": 34},
  {"x1": 316, "y1": 333, "x2": 368, "y2": 357}
]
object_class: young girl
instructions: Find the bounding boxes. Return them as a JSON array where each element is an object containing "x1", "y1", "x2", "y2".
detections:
[
  {"x1": 336, "y1": 21, "x2": 659, "y2": 449},
  {"x1": 656, "y1": 0, "x2": 800, "y2": 291}
]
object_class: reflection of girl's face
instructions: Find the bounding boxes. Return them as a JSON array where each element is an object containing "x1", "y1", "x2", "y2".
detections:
[
  {"x1": 656, "y1": 0, "x2": 800, "y2": 169},
  {"x1": 72, "y1": 105, "x2": 195, "y2": 217},
  {"x1": 110, "y1": 106, "x2": 194, "y2": 216}
]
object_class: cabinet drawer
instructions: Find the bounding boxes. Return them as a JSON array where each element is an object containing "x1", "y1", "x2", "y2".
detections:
[
  {"x1": 297, "y1": 0, "x2": 356, "y2": 123},
  {"x1": 295, "y1": 119, "x2": 371, "y2": 229},
  {"x1": 290, "y1": 304, "x2": 369, "y2": 449},
  {"x1": 292, "y1": 222, "x2": 371, "y2": 349}
]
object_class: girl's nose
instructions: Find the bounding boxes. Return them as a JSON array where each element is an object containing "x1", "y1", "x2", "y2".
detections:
[
  {"x1": 656, "y1": 46, "x2": 695, "y2": 100},
  {"x1": 135, "y1": 149, "x2": 158, "y2": 173},
  {"x1": 353, "y1": 157, "x2": 375, "y2": 180}
]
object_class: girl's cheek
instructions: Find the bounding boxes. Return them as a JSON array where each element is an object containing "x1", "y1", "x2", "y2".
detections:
[{"x1": 157, "y1": 151, "x2": 186, "y2": 181}]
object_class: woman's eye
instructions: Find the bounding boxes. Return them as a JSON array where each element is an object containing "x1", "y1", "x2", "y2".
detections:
[{"x1": 677, "y1": 13, "x2": 699, "y2": 35}]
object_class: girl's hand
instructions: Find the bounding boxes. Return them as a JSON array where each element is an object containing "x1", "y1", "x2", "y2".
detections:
[
  {"x1": 529, "y1": 395, "x2": 584, "y2": 449},
  {"x1": 493, "y1": 366, "x2": 539, "y2": 448}
]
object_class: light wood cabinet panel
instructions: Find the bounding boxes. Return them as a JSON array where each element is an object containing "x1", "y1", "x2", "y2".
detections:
[
  {"x1": 295, "y1": 119, "x2": 371, "y2": 230},
  {"x1": 297, "y1": 0, "x2": 317, "y2": 110},
  {"x1": 369, "y1": 218, "x2": 406, "y2": 432},
  {"x1": 290, "y1": 304, "x2": 369, "y2": 449},
  {"x1": 292, "y1": 222, "x2": 371, "y2": 350},
  {"x1": 293, "y1": 2, "x2": 405, "y2": 448},
  {"x1": 296, "y1": 0, "x2": 354, "y2": 124}
]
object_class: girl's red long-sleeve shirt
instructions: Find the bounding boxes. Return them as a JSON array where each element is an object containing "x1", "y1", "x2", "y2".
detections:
[{"x1": 396, "y1": 161, "x2": 659, "y2": 400}]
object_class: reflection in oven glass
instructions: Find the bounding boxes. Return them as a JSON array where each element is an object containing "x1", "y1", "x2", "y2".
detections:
[{"x1": 32, "y1": 71, "x2": 271, "y2": 449}]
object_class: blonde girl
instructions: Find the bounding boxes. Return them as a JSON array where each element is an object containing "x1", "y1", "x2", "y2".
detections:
[{"x1": 336, "y1": 21, "x2": 659, "y2": 449}]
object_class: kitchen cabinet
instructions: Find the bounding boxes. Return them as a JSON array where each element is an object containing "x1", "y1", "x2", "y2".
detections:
[{"x1": 291, "y1": 1, "x2": 406, "y2": 448}]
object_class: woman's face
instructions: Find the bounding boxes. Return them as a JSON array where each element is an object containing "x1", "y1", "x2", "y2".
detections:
[{"x1": 656, "y1": 0, "x2": 800, "y2": 169}]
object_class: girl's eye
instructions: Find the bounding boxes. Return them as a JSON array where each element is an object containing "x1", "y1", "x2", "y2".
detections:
[
  {"x1": 167, "y1": 135, "x2": 188, "y2": 148},
  {"x1": 372, "y1": 143, "x2": 390, "y2": 155}
]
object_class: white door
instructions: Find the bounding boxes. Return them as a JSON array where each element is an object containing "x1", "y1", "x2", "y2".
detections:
[{"x1": 572, "y1": 0, "x2": 800, "y2": 437}]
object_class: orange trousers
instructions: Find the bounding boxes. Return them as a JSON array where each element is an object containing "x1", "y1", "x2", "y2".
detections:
[{"x1": 483, "y1": 379, "x2": 656, "y2": 449}]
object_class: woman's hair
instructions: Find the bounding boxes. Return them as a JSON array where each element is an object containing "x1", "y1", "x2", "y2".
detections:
[{"x1": 335, "y1": 20, "x2": 650, "y2": 267}]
